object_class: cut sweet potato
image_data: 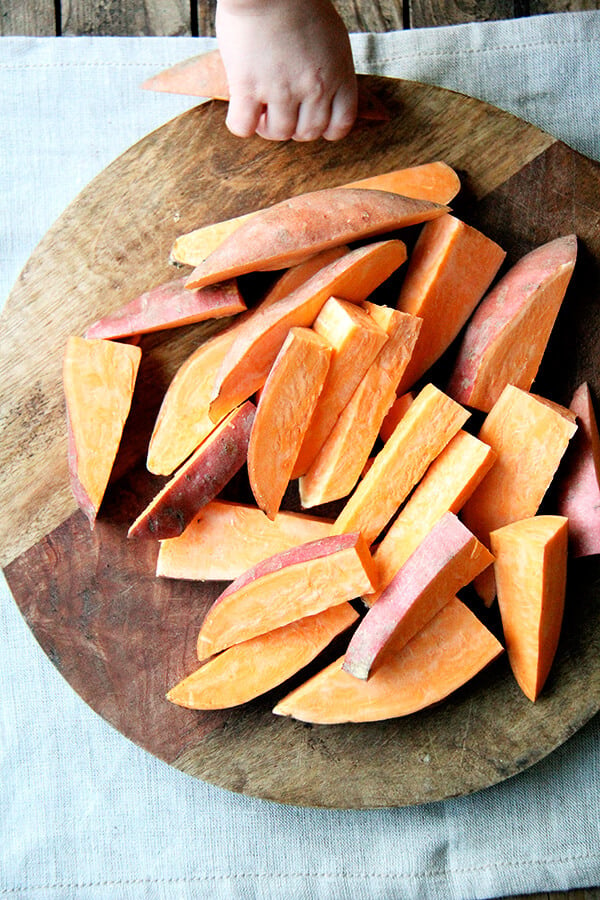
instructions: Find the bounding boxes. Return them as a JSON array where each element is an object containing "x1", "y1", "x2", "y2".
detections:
[
  {"x1": 170, "y1": 163, "x2": 460, "y2": 267},
  {"x1": 63, "y1": 336, "x2": 141, "y2": 526},
  {"x1": 343, "y1": 512, "x2": 494, "y2": 680},
  {"x1": 83, "y1": 277, "x2": 245, "y2": 340},
  {"x1": 156, "y1": 500, "x2": 332, "y2": 581},
  {"x1": 396, "y1": 214, "x2": 506, "y2": 393},
  {"x1": 141, "y1": 49, "x2": 389, "y2": 120},
  {"x1": 291, "y1": 298, "x2": 389, "y2": 478},
  {"x1": 557, "y1": 382, "x2": 600, "y2": 557},
  {"x1": 166, "y1": 602, "x2": 358, "y2": 710},
  {"x1": 447, "y1": 234, "x2": 577, "y2": 411},
  {"x1": 128, "y1": 401, "x2": 255, "y2": 540},
  {"x1": 146, "y1": 248, "x2": 346, "y2": 476},
  {"x1": 366, "y1": 430, "x2": 496, "y2": 605},
  {"x1": 185, "y1": 189, "x2": 446, "y2": 290},
  {"x1": 332, "y1": 383, "x2": 470, "y2": 545},
  {"x1": 208, "y1": 239, "x2": 408, "y2": 423},
  {"x1": 247, "y1": 327, "x2": 332, "y2": 519},
  {"x1": 379, "y1": 391, "x2": 415, "y2": 443},
  {"x1": 273, "y1": 597, "x2": 503, "y2": 723},
  {"x1": 196, "y1": 532, "x2": 377, "y2": 660},
  {"x1": 461, "y1": 385, "x2": 577, "y2": 604},
  {"x1": 298, "y1": 306, "x2": 422, "y2": 507},
  {"x1": 490, "y1": 515, "x2": 568, "y2": 701},
  {"x1": 342, "y1": 162, "x2": 461, "y2": 205}
]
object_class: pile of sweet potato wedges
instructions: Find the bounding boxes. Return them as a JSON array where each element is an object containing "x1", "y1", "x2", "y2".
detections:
[{"x1": 63, "y1": 161, "x2": 599, "y2": 723}]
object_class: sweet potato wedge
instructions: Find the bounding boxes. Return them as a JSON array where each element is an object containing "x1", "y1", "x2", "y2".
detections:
[
  {"x1": 490, "y1": 515, "x2": 568, "y2": 701},
  {"x1": 156, "y1": 500, "x2": 333, "y2": 581},
  {"x1": 343, "y1": 512, "x2": 493, "y2": 680},
  {"x1": 128, "y1": 400, "x2": 255, "y2": 540},
  {"x1": 166, "y1": 602, "x2": 358, "y2": 710},
  {"x1": 461, "y1": 385, "x2": 577, "y2": 604},
  {"x1": 247, "y1": 327, "x2": 332, "y2": 519},
  {"x1": 170, "y1": 163, "x2": 460, "y2": 267},
  {"x1": 379, "y1": 391, "x2": 415, "y2": 443},
  {"x1": 365, "y1": 430, "x2": 496, "y2": 606},
  {"x1": 291, "y1": 298, "x2": 389, "y2": 478},
  {"x1": 83, "y1": 277, "x2": 245, "y2": 340},
  {"x1": 557, "y1": 382, "x2": 600, "y2": 557},
  {"x1": 298, "y1": 306, "x2": 422, "y2": 507},
  {"x1": 332, "y1": 383, "x2": 470, "y2": 545},
  {"x1": 273, "y1": 597, "x2": 503, "y2": 724},
  {"x1": 185, "y1": 189, "x2": 446, "y2": 290},
  {"x1": 63, "y1": 336, "x2": 141, "y2": 526},
  {"x1": 396, "y1": 214, "x2": 506, "y2": 392},
  {"x1": 196, "y1": 532, "x2": 377, "y2": 660},
  {"x1": 447, "y1": 234, "x2": 577, "y2": 411},
  {"x1": 208, "y1": 239, "x2": 408, "y2": 423},
  {"x1": 146, "y1": 248, "x2": 346, "y2": 476},
  {"x1": 142, "y1": 49, "x2": 389, "y2": 120}
]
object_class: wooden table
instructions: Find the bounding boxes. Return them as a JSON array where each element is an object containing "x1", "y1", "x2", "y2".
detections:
[{"x1": 2, "y1": 3, "x2": 599, "y2": 900}]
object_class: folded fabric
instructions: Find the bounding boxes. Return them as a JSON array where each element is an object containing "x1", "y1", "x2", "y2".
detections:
[{"x1": 1, "y1": 13, "x2": 599, "y2": 899}]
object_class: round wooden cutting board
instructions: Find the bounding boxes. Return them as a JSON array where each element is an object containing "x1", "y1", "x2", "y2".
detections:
[{"x1": 2, "y1": 77, "x2": 599, "y2": 808}]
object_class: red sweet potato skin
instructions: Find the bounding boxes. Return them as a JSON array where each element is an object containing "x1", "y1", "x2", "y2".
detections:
[
  {"x1": 84, "y1": 277, "x2": 245, "y2": 339},
  {"x1": 128, "y1": 401, "x2": 256, "y2": 540},
  {"x1": 447, "y1": 234, "x2": 577, "y2": 411},
  {"x1": 186, "y1": 189, "x2": 446, "y2": 289},
  {"x1": 342, "y1": 512, "x2": 493, "y2": 680},
  {"x1": 557, "y1": 383, "x2": 600, "y2": 557},
  {"x1": 219, "y1": 532, "x2": 367, "y2": 601}
]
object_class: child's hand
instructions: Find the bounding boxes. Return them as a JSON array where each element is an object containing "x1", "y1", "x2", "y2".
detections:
[{"x1": 215, "y1": 0, "x2": 358, "y2": 142}]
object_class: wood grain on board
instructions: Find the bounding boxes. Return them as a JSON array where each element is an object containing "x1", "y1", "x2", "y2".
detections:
[{"x1": 2, "y1": 77, "x2": 599, "y2": 811}]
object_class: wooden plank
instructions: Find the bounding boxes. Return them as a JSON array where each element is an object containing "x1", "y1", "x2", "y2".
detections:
[
  {"x1": 196, "y1": 0, "x2": 216, "y2": 36},
  {"x1": 409, "y1": 1, "x2": 526, "y2": 27},
  {"x1": 332, "y1": 0, "x2": 405, "y2": 31},
  {"x1": 530, "y1": 0, "x2": 600, "y2": 10},
  {"x1": 194, "y1": 1, "x2": 405, "y2": 36},
  {"x1": 0, "y1": 1, "x2": 56, "y2": 35},
  {"x1": 61, "y1": 0, "x2": 192, "y2": 35}
]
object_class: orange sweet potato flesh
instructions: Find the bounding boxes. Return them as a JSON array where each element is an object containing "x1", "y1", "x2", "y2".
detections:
[
  {"x1": 185, "y1": 189, "x2": 446, "y2": 290},
  {"x1": 490, "y1": 515, "x2": 568, "y2": 701},
  {"x1": 209, "y1": 239, "x2": 408, "y2": 423},
  {"x1": 196, "y1": 532, "x2": 377, "y2": 660},
  {"x1": 170, "y1": 163, "x2": 460, "y2": 267},
  {"x1": 447, "y1": 235, "x2": 577, "y2": 411},
  {"x1": 461, "y1": 385, "x2": 577, "y2": 605},
  {"x1": 146, "y1": 247, "x2": 347, "y2": 476},
  {"x1": 63, "y1": 336, "x2": 141, "y2": 526},
  {"x1": 273, "y1": 597, "x2": 503, "y2": 724},
  {"x1": 332, "y1": 383, "x2": 470, "y2": 545},
  {"x1": 156, "y1": 500, "x2": 332, "y2": 581},
  {"x1": 141, "y1": 49, "x2": 389, "y2": 120},
  {"x1": 298, "y1": 306, "x2": 422, "y2": 508},
  {"x1": 396, "y1": 214, "x2": 506, "y2": 393},
  {"x1": 343, "y1": 512, "x2": 494, "y2": 680},
  {"x1": 366, "y1": 430, "x2": 496, "y2": 606},
  {"x1": 557, "y1": 382, "x2": 600, "y2": 557},
  {"x1": 128, "y1": 401, "x2": 255, "y2": 540},
  {"x1": 247, "y1": 327, "x2": 332, "y2": 519},
  {"x1": 379, "y1": 391, "x2": 415, "y2": 443},
  {"x1": 166, "y1": 602, "x2": 358, "y2": 710},
  {"x1": 83, "y1": 277, "x2": 246, "y2": 340},
  {"x1": 291, "y1": 298, "x2": 389, "y2": 478}
]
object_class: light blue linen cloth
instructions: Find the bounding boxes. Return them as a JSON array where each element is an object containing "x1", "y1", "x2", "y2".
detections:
[{"x1": 1, "y1": 13, "x2": 599, "y2": 899}]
